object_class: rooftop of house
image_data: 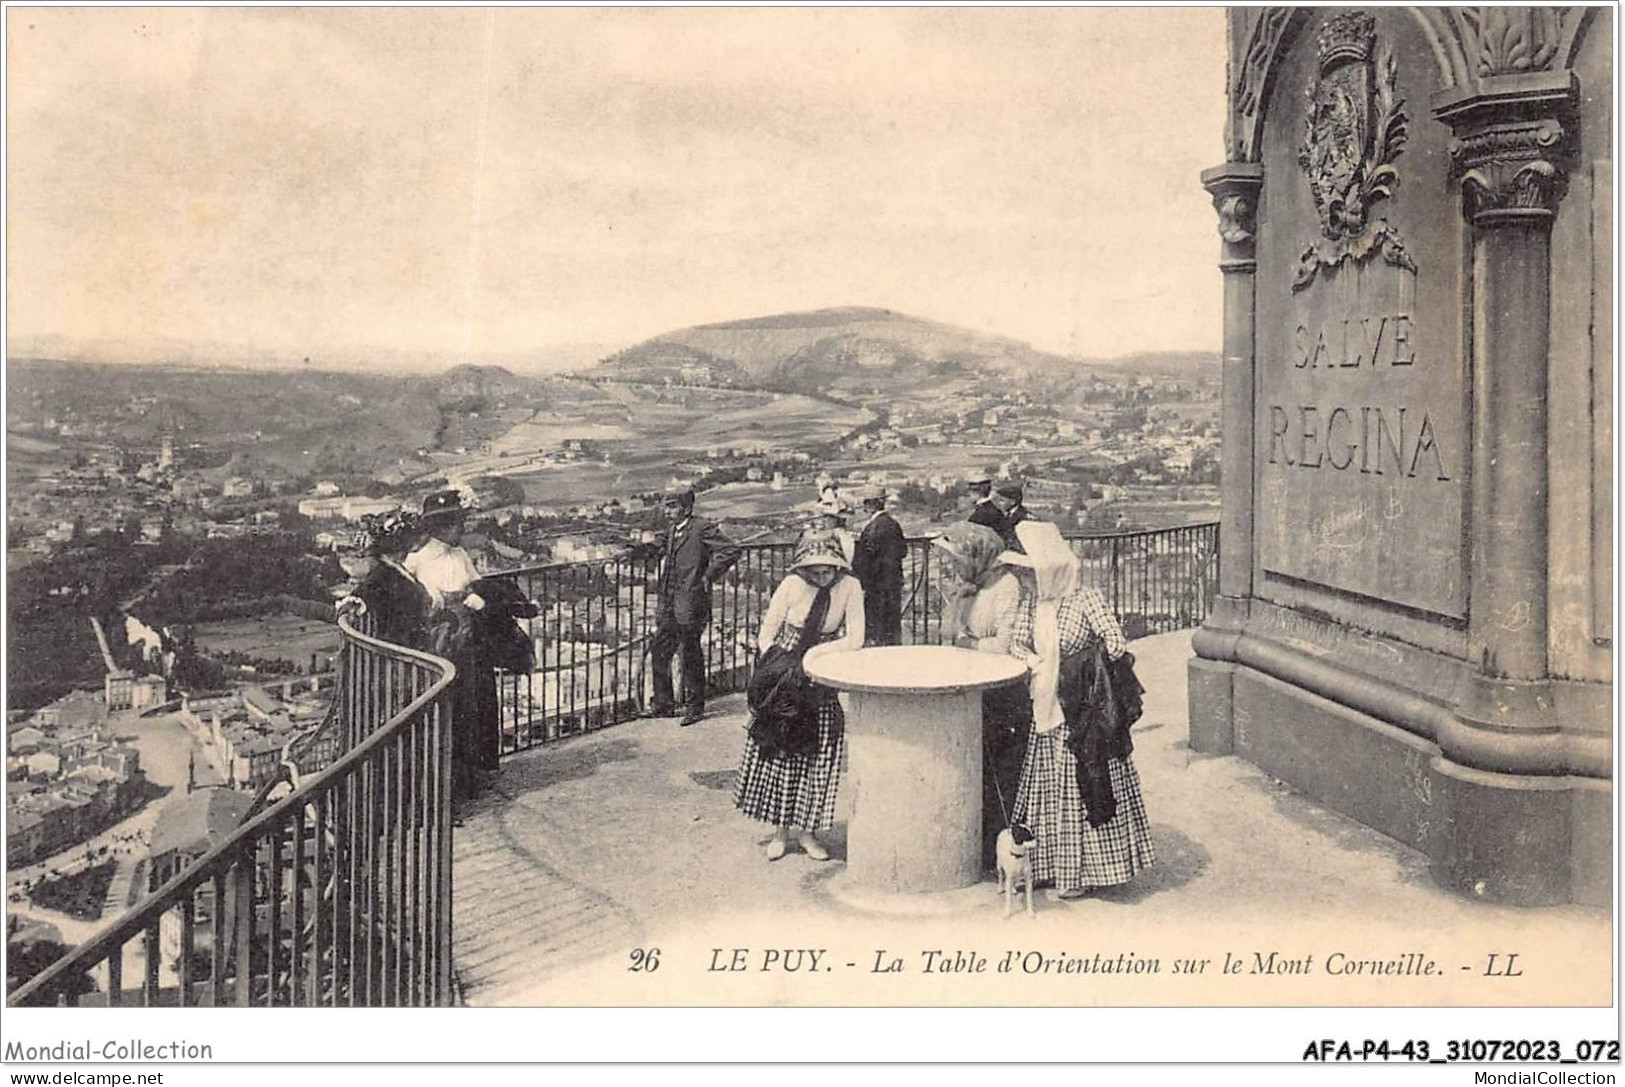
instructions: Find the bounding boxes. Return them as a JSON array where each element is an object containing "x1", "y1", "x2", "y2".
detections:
[{"x1": 149, "y1": 787, "x2": 255, "y2": 860}]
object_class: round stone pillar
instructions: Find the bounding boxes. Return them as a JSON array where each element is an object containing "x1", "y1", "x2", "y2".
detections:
[
  {"x1": 1429, "y1": 72, "x2": 1578, "y2": 904},
  {"x1": 805, "y1": 645, "x2": 1026, "y2": 896},
  {"x1": 1436, "y1": 75, "x2": 1575, "y2": 684}
]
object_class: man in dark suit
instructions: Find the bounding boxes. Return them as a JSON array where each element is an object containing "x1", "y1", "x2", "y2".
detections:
[
  {"x1": 650, "y1": 486, "x2": 741, "y2": 726},
  {"x1": 992, "y1": 481, "x2": 1034, "y2": 548},
  {"x1": 851, "y1": 488, "x2": 907, "y2": 646},
  {"x1": 967, "y1": 472, "x2": 1006, "y2": 535}
]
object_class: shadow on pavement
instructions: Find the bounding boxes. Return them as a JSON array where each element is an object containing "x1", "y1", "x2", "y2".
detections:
[
  {"x1": 496, "y1": 737, "x2": 643, "y2": 794},
  {"x1": 1091, "y1": 823, "x2": 1209, "y2": 904},
  {"x1": 688, "y1": 768, "x2": 737, "y2": 791}
]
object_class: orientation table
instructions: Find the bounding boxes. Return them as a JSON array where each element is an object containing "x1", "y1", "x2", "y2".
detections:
[{"x1": 805, "y1": 645, "x2": 1027, "y2": 894}]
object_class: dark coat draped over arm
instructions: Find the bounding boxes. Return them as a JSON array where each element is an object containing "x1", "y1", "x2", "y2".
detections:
[
  {"x1": 465, "y1": 576, "x2": 541, "y2": 674},
  {"x1": 1057, "y1": 640, "x2": 1146, "y2": 827}
]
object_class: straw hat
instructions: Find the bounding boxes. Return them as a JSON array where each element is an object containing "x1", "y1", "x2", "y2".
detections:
[
  {"x1": 813, "y1": 494, "x2": 850, "y2": 517},
  {"x1": 859, "y1": 486, "x2": 891, "y2": 510},
  {"x1": 790, "y1": 533, "x2": 850, "y2": 571}
]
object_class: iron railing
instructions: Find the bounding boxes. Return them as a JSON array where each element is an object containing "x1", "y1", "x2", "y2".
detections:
[
  {"x1": 494, "y1": 522, "x2": 1218, "y2": 754},
  {"x1": 8, "y1": 616, "x2": 457, "y2": 1007}
]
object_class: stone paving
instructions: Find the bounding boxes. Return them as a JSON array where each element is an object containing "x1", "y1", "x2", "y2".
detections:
[{"x1": 452, "y1": 631, "x2": 1610, "y2": 1007}]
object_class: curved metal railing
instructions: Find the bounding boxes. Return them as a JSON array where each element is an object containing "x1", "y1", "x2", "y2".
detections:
[
  {"x1": 9, "y1": 617, "x2": 457, "y2": 1007},
  {"x1": 493, "y1": 521, "x2": 1218, "y2": 753}
]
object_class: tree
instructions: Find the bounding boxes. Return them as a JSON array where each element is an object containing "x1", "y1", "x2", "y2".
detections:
[{"x1": 1185, "y1": 450, "x2": 1220, "y2": 485}]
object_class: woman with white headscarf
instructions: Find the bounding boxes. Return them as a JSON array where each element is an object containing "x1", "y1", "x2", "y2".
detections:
[
  {"x1": 935, "y1": 521, "x2": 1030, "y2": 868},
  {"x1": 1002, "y1": 521, "x2": 1154, "y2": 898}
]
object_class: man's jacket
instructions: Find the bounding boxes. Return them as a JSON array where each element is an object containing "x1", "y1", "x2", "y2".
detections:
[
  {"x1": 658, "y1": 515, "x2": 742, "y2": 627},
  {"x1": 852, "y1": 511, "x2": 906, "y2": 590}
]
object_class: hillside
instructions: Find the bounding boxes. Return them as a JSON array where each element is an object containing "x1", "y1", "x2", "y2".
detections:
[
  {"x1": 595, "y1": 306, "x2": 1090, "y2": 393},
  {"x1": 4, "y1": 359, "x2": 554, "y2": 483}
]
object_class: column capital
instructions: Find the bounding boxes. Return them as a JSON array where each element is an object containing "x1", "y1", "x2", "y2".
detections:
[
  {"x1": 1201, "y1": 162, "x2": 1265, "y2": 268},
  {"x1": 1433, "y1": 71, "x2": 1577, "y2": 226}
]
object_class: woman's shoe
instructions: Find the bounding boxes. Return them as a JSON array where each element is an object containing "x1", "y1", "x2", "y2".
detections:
[
  {"x1": 798, "y1": 832, "x2": 830, "y2": 861},
  {"x1": 766, "y1": 836, "x2": 788, "y2": 861},
  {"x1": 1058, "y1": 886, "x2": 1092, "y2": 900}
]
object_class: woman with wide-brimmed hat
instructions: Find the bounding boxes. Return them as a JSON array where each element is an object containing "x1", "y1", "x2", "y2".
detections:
[
  {"x1": 1002, "y1": 520, "x2": 1154, "y2": 898},
  {"x1": 733, "y1": 533, "x2": 865, "y2": 861},
  {"x1": 339, "y1": 509, "x2": 430, "y2": 649},
  {"x1": 406, "y1": 488, "x2": 500, "y2": 800},
  {"x1": 798, "y1": 487, "x2": 855, "y2": 565}
]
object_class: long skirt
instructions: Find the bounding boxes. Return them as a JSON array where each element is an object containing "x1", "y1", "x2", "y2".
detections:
[
  {"x1": 451, "y1": 648, "x2": 500, "y2": 800},
  {"x1": 733, "y1": 687, "x2": 845, "y2": 832},
  {"x1": 981, "y1": 683, "x2": 1032, "y2": 868},
  {"x1": 1012, "y1": 722, "x2": 1155, "y2": 891}
]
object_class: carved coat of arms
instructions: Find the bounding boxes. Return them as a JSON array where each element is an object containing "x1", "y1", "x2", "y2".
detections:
[{"x1": 1293, "y1": 12, "x2": 1417, "y2": 291}]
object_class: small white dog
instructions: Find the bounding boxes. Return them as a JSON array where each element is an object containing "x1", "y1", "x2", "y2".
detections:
[{"x1": 995, "y1": 824, "x2": 1037, "y2": 919}]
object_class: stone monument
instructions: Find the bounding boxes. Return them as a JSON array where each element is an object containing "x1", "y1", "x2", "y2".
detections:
[{"x1": 1190, "y1": 7, "x2": 1611, "y2": 906}]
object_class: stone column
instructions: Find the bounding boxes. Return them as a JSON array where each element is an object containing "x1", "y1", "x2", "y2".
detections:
[
  {"x1": 1430, "y1": 72, "x2": 1577, "y2": 903},
  {"x1": 1188, "y1": 162, "x2": 1263, "y2": 755},
  {"x1": 1436, "y1": 73, "x2": 1574, "y2": 684}
]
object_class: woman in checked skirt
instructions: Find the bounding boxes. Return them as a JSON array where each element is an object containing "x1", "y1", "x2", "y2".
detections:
[
  {"x1": 733, "y1": 534, "x2": 865, "y2": 861},
  {"x1": 1002, "y1": 521, "x2": 1155, "y2": 898}
]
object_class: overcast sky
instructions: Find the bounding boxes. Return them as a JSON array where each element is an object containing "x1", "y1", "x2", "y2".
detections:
[{"x1": 7, "y1": 7, "x2": 1227, "y2": 367}]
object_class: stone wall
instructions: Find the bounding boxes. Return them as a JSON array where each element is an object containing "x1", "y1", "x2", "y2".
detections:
[{"x1": 1191, "y1": 6, "x2": 1612, "y2": 906}]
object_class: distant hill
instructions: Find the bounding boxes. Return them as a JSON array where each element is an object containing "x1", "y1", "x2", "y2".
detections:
[
  {"x1": 5, "y1": 358, "x2": 552, "y2": 483},
  {"x1": 430, "y1": 364, "x2": 548, "y2": 411},
  {"x1": 594, "y1": 306, "x2": 1083, "y2": 393},
  {"x1": 594, "y1": 306, "x2": 1216, "y2": 393}
]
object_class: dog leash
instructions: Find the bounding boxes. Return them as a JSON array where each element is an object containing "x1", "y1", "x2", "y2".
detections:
[{"x1": 991, "y1": 755, "x2": 1015, "y2": 830}]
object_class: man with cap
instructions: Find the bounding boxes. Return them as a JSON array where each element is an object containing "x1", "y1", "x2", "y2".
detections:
[
  {"x1": 850, "y1": 487, "x2": 906, "y2": 645},
  {"x1": 991, "y1": 481, "x2": 1034, "y2": 548},
  {"x1": 651, "y1": 486, "x2": 741, "y2": 726},
  {"x1": 967, "y1": 471, "x2": 1006, "y2": 534}
]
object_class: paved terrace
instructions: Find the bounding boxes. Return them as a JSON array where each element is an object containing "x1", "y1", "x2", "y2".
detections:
[{"x1": 453, "y1": 632, "x2": 1609, "y2": 1007}]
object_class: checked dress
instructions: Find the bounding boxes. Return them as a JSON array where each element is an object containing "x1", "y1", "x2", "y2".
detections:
[
  {"x1": 733, "y1": 569, "x2": 864, "y2": 832},
  {"x1": 732, "y1": 620, "x2": 848, "y2": 831},
  {"x1": 1008, "y1": 584, "x2": 1156, "y2": 891}
]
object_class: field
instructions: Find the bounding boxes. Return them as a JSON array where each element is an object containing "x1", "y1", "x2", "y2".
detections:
[
  {"x1": 191, "y1": 613, "x2": 340, "y2": 669},
  {"x1": 825, "y1": 442, "x2": 1114, "y2": 482},
  {"x1": 500, "y1": 382, "x2": 873, "y2": 506},
  {"x1": 690, "y1": 481, "x2": 811, "y2": 524}
]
